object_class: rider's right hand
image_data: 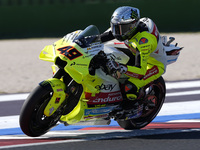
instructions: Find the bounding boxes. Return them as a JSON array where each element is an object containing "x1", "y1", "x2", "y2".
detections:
[{"x1": 106, "y1": 60, "x2": 127, "y2": 79}]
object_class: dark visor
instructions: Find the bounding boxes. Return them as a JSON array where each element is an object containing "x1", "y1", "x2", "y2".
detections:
[{"x1": 111, "y1": 21, "x2": 137, "y2": 36}]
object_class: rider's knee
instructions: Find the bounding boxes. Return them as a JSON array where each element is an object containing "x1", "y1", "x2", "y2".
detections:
[{"x1": 124, "y1": 81, "x2": 139, "y2": 100}]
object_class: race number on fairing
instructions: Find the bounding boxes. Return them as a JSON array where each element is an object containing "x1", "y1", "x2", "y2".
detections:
[{"x1": 57, "y1": 46, "x2": 83, "y2": 60}]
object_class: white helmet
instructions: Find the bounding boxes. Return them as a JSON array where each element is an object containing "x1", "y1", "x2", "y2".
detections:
[{"x1": 110, "y1": 6, "x2": 140, "y2": 41}]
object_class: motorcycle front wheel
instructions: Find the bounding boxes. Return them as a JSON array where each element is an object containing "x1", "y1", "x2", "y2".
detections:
[
  {"x1": 19, "y1": 85, "x2": 61, "y2": 137},
  {"x1": 117, "y1": 76, "x2": 166, "y2": 130}
]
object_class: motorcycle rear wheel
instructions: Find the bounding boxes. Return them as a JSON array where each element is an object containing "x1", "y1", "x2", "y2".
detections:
[
  {"x1": 19, "y1": 85, "x2": 61, "y2": 137},
  {"x1": 117, "y1": 76, "x2": 166, "y2": 130}
]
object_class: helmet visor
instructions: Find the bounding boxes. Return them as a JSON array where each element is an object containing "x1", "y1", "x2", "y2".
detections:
[{"x1": 111, "y1": 21, "x2": 137, "y2": 40}]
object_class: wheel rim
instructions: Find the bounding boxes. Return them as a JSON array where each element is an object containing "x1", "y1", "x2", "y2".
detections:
[{"x1": 130, "y1": 82, "x2": 165, "y2": 127}]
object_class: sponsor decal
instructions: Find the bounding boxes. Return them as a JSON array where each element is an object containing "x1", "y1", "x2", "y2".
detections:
[
  {"x1": 70, "y1": 62, "x2": 88, "y2": 66},
  {"x1": 57, "y1": 88, "x2": 63, "y2": 92},
  {"x1": 92, "y1": 95, "x2": 122, "y2": 103},
  {"x1": 84, "y1": 106, "x2": 113, "y2": 116},
  {"x1": 95, "y1": 83, "x2": 116, "y2": 91},
  {"x1": 114, "y1": 42, "x2": 124, "y2": 45},
  {"x1": 141, "y1": 45, "x2": 150, "y2": 48},
  {"x1": 125, "y1": 66, "x2": 159, "y2": 80},
  {"x1": 55, "y1": 97, "x2": 61, "y2": 103},
  {"x1": 87, "y1": 47, "x2": 92, "y2": 50},
  {"x1": 86, "y1": 91, "x2": 123, "y2": 105},
  {"x1": 84, "y1": 114, "x2": 108, "y2": 119},
  {"x1": 87, "y1": 45, "x2": 102, "y2": 51},
  {"x1": 125, "y1": 71, "x2": 144, "y2": 79},
  {"x1": 143, "y1": 66, "x2": 159, "y2": 80},
  {"x1": 131, "y1": 9, "x2": 139, "y2": 19},
  {"x1": 139, "y1": 37, "x2": 148, "y2": 44},
  {"x1": 90, "y1": 42, "x2": 101, "y2": 46},
  {"x1": 125, "y1": 84, "x2": 132, "y2": 92},
  {"x1": 49, "y1": 107, "x2": 54, "y2": 115}
]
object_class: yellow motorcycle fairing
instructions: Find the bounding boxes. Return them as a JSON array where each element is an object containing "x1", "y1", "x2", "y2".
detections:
[
  {"x1": 39, "y1": 28, "x2": 115, "y2": 124},
  {"x1": 60, "y1": 96, "x2": 88, "y2": 124},
  {"x1": 40, "y1": 78, "x2": 67, "y2": 117}
]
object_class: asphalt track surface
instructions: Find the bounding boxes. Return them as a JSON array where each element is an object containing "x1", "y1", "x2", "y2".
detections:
[{"x1": 0, "y1": 80, "x2": 200, "y2": 150}]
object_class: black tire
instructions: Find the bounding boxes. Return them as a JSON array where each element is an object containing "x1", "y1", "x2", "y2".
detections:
[
  {"x1": 117, "y1": 76, "x2": 166, "y2": 130},
  {"x1": 19, "y1": 85, "x2": 61, "y2": 137}
]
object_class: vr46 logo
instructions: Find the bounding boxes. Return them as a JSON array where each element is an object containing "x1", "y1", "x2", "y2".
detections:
[{"x1": 57, "y1": 46, "x2": 83, "y2": 60}]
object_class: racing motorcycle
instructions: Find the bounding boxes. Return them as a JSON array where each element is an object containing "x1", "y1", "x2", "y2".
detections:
[{"x1": 19, "y1": 25, "x2": 183, "y2": 137}]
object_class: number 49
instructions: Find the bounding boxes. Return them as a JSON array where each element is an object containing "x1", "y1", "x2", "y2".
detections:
[{"x1": 57, "y1": 46, "x2": 83, "y2": 60}]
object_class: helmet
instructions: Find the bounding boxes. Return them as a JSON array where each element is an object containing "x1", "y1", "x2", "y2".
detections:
[{"x1": 110, "y1": 6, "x2": 140, "y2": 41}]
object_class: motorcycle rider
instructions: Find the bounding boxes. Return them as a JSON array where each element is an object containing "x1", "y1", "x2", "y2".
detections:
[{"x1": 100, "y1": 6, "x2": 167, "y2": 110}]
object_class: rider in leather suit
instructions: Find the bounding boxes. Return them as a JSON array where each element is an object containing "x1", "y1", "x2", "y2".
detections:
[{"x1": 100, "y1": 6, "x2": 167, "y2": 106}]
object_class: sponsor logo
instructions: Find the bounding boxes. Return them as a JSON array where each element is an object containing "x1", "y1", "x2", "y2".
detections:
[
  {"x1": 125, "y1": 84, "x2": 132, "y2": 92},
  {"x1": 139, "y1": 37, "x2": 148, "y2": 44},
  {"x1": 55, "y1": 97, "x2": 61, "y2": 103},
  {"x1": 92, "y1": 95, "x2": 122, "y2": 103},
  {"x1": 84, "y1": 114, "x2": 108, "y2": 119},
  {"x1": 86, "y1": 91, "x2": 123, "y2": 105},
  {"x1": 125, "y1": 71, "x2": 144, "y2": 79},
  {"x1": 70, "y1": 62, "x2": 88, "y2": 66},
  {"x1": 131, "y1": 9, "x2": 139, "y2": 19},
  {"x1": 49, "y1": 107, "x2": 54, "y2": 115},
  {"x1": 95, "y1": 83, "x2": 116, "y2": 91},
  {"x1": 56, "y1": 89, "x2": 63, "y2": 92},
  {"x1": 84, "y1": 107, "x2": 113, "y2": 116},
  {"x1": 87, "y1": 47, "x2": 92, "y2": 50},
  {"x1": 143, "y1": 66, "x2": 159, "y2": 80}
]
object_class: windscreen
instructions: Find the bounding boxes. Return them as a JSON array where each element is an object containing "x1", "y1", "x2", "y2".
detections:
[{"x1": 74, "y1": 25, "x2": 101, "y2": 48}]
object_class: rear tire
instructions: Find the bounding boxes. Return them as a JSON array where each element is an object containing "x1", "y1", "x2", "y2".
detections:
[
  {"x1": 19, "y1": 86, "x2": 61, "y2": 137},
  {"x1": 117, "y1": 76, "x2": 166, "y2": 130}
]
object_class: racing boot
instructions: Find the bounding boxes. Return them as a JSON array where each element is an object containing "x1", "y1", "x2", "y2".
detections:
[
  {"x1": 111, "y1": 89, "x2": 145, "y2": 120},
  {"x1": 110, "y1": 82, "x2": 145, "y2": 120}
]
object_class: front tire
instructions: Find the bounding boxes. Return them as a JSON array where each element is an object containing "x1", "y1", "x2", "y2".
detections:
[
  {"x1": 117, "y1": 76, "x2": 166, "y2": 130},
  {"x1": 19, "y1": 86, "x2": 61, "y2": 137}
]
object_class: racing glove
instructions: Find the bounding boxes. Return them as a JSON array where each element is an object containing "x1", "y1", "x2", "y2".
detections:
[{"x1": 106, "y1": 60, "x2": 127, "y2": 79}]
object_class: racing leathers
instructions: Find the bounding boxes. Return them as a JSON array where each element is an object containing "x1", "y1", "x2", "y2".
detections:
[{"x1": 100, "y1": 17, "x2": 167, "y2": 101}]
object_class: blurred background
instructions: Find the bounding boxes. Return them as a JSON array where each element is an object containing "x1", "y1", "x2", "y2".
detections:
[{"x1": 0, "y1": 0, "x2": 200, "y2": 39}]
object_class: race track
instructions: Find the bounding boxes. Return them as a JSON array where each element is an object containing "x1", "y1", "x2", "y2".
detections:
[{"x1": 0, "y1": 80, "x2": 200, "y2": 150}]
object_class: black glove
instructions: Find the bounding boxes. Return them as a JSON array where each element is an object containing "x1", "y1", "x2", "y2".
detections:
[{"x1": 106, "y1": 60, "x2": 127, "y2": 79}]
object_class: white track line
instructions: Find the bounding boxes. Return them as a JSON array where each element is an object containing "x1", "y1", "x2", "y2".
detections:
[
  {"x1": 166, "y1": 90, "x2": 200, "y2": 97},
  {"x1": 0, "y1": 100, "x2": 200, "y2": 130},
  {"x1": 0, "y1": 93, "x2": 29, "y2": 102},
  {"x1": 0, "y1": 80, "x2": 200, "y2": 102},
  {"x1": 166, "y1": 80, "x2": 200, "y2": 89}
]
